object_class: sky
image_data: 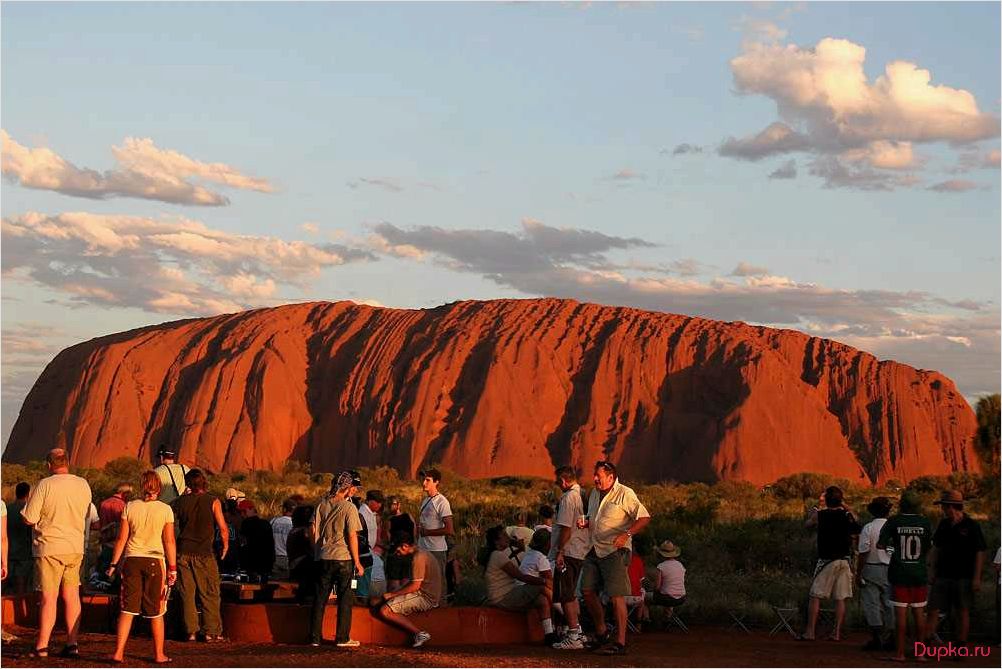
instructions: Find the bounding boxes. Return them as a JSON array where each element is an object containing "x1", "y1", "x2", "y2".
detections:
[{"x1": 2, "y1": 1, "x2": 1000, "y2": 448}]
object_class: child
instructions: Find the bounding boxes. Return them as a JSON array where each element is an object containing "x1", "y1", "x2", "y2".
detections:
[{"x1": 520, "y1": 528, "x2": 554, "y2": 604}]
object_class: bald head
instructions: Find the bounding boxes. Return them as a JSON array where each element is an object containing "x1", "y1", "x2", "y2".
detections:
[{"x1": 47, "y1": 448, "x2": 69, "y2": 471}]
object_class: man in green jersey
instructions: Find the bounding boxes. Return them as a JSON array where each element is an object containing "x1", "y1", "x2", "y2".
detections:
[{"x1": 878, "y1": 491, "x2": 932, "y2": 662}]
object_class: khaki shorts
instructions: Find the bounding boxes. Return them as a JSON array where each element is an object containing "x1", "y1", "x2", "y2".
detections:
[
  {"x1": 581, "y1": 549, "x2": 632, "y2": 598},
  {"x1": 35, "y1": 554, "x2": 83, "y2": 594},
  {"x1": 810, "y1": 559, "x2": 853, "y2": 601},
  {"x1": 496, "y1": 584, "x2": 542, "y2": 611},
  {"x1": 386, "y1": 591, "x2": 436, "y2": 616}
]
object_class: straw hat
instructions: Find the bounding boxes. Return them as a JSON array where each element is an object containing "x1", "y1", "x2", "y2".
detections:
[
  {"x1": 506, "y1": 526, "x2": 534, "y2": 545},
  {"x1": 656, "y1": 540, "x2": 682, "y2": 559},
  {"x1": 933, "y1": 490, "x2": 966, "y2": 506}
]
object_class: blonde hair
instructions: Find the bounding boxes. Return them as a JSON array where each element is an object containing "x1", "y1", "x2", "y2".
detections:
[{"x1": 140, "y1": 470, "x2": 162, "y2": 500}]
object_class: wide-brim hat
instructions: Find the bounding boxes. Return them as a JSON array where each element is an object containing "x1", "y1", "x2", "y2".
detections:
[
  {"x1": 225, "y1": 488, "x2": 247, "y2": 501},
  {"x1": 933, "y1": 490, "x2": 966, "y2": 506},
  {"x1": 506, "y1": 525, "x2": 534, "y2": 545},
  {"x1": 656, "y1": 540, "x2": 681, "y2": 559}
]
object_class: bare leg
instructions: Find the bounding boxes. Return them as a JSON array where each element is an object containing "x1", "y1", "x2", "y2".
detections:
[
  {"x1": 376, "y1": 604, "x2": 420, "y2": 636},
  {"x1": 564, "y1": 599, "x2": 581, "y2": 629},
  {"x1": 833, "y1": 598, "x2": 846, "y2": 640},
  {"x1": 112, "y1": 613, "x2": 134, "y2": 661},
  {"x1": 151, "y1": 616, "x2": 169, "y2": 662},
  {"x1": 957, "y1": 608, "x2": 969, "y2": 643},
  {"x1": 912, "y1": 607, "x2": 925, "y2": 651},
  {"x1": 803, "y1": 596, "x2": 820, "y2": 639},
  {"x1": 892, "y1": 606, "x2": 908, "y2": 660},
  {"x1": 35, "y1": 590, "x2": 58, "y2": 651},
  {"x1": 611, "y1": 596, "x2": 627, "y2": 645},
  {"x1": 583, "y1": 590, "x2": 606, "y2": 638},
  {"x1": 62, "y1": 584, "x2": 82, "y2": 646}
]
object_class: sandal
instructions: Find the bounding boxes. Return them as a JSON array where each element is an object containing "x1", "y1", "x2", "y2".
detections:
[
  {"x1": 59, "y1": 644, "x2": 81, "y2": 658},
  {"x1": 27, "y1": 647, "x2": 49, "y2": 658}
]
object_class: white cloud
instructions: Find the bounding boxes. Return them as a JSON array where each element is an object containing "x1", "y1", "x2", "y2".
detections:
[
  {"x1": 719, "y1": 122, "x2": 811, "y2": 161},
  {"x1": 1, "y1": 130, "x2": 273, "y2": 206},
  {"x1": 731, "y1": 262, "x2": 771, "y2": 277},
  {"x1": 927, "y1": 179, "x2": 980, "y2": 193},
  {"x1": 2, "y1": 211, "x2": 375, "y2": 317}
]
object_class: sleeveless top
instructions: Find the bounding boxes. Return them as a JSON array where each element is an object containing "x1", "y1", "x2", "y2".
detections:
[{"x1": 173, "y1": 493, "x2": 217, "y2": 556}]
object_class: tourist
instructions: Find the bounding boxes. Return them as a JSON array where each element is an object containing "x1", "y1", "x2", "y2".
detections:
[
  {"x1": 385, "y1": 496, "x2": 415, "y2": 591},
  {"x1": 357, "y1": 489, "x2": 384, "y2": 597},
  {"x1": 417, "y1": 468, "x2": 453, "y2": 586},
  {"x1": 172, "y1": 468, "x2": 228, "y2": 643},
  {"x1": 876, "y1": 490, "x2": 932, "y2": 662},
  {"x1": 856, "y1": 496, "x2": 894, "y2": 651},
  {"x1": 153, "y1": 446, "x2": 190, "y2": 505},
  {"x1": 925, "y1": 490, "x2": 987, "y2": 645},
  {"x1": 270, "y1": 498, "x2": 296, "y2": 580},
  {"x1": 309, "y1": 470, "x2": 365, "y2": 648},
  {"x1": 800, "y1": 485, "x2": 861, "y2": 641},
  {"x1": 6, "y1": 482, "x2": 34, "y2": 594},
  {"x1": 1, "y1": 498, "x2": 11, "y2": 644},
  {"x1": 20, "y1": 448, "x2": 94, "y2": 659},
  {"x1": 373, "y1": 531, "x2": 442, "y2": 648},
  {"x1": 551, "y1": 465, "x2": 590, "y2": 650},
  {"x1": 535, "y1": 505, "x2": 554, "y2": 533},
  {"x1": 481, "y1": 525, "x2": 553, "y2": 641},
  {"x1": 219, "y1": 498, "x2": 242, "y2": 574},
  {"x1": 287, "y1": 504, "x2": 316, "y2": 602},
  {"x1": 652, "y1": 540, "x2": 686, "y2": 610},
  {"x1": 106, "y1": 470, "x2": 176, "y2": 664},
  {"x1": 580, "y1": 460, "x2": 651, "y2": 656},
  {"x1": 97, "y1": 483, "x2": 134, "y2": 577},
  {"x1": 625, "y1": 536, "x2": 651, "y2": 628},
  {"x1": 238, "y1": 500, "x2": 275, "y2": 584}
]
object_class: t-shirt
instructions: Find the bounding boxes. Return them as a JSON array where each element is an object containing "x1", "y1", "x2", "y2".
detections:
[
  {"x1": 358, "y1": 503, "x2": 379, "y2": 555},
  {"x1": 628, "y1": 553, "x2": 645, "y2": 597},
  {"x1": 519, "y1": 549, "x2": 551, "y2": 578},
  {"x1": 587, "y1": 481, "x2": 650, "y2": 558},
  {"x1": 657, "y1": 559, "x2": 686, "y2": 598},
  {"x1": 878, "y1": 513, "x2": 933, "y2": 586},
  {"x1": 6, "y1": 500, "x2": 33, "y2": 561},
  {"x1": 173, "y1": 493, "x2": 218, "y2": 556},
  {"x1": 123, "y1": 499, "x2": 174, "y2": 560},
  {"x1": 932, "y1": 515, "x2": 987, "y2": 580},
  {"x1": 858, "y1": 518, "x2": 891, "y2": 565},
  {"x1": 20, "y1": 473, "x2": 94, "y2": 557},
  {"x1": 417, "y1": 494, "x2": 452, "y2": 553},
  {"x1": 98, "y1": 495, "x2": 127, "y2": 545},
  {"x1": 816, "y1": 508, "x2": 861, "y2": 560},
  {"x1": 485, "y1": 549, "x2": 519, "y2": 604},
  {"x1": 271, "y1": 515, "x2": 293, "y2": 558},
  {"x1": 371, "y1": 553, "x2": 386, "y2": 583},
  {"x1": 552, "y1": 483, "x2": 590, "y2": 562},
  {"x1": 411, "y1": 549, "x2": 443, "y2": 606},
  {"x1": 155, "y1": 463, "x2": 191, "y2": 505},
  {"x1": 313, "y1": 496, "x2": 362, "y2": 561}
]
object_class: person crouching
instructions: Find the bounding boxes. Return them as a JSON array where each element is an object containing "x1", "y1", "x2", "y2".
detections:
[{"x1": 373, "y1": 531, "x2": 442, "y2": 648}]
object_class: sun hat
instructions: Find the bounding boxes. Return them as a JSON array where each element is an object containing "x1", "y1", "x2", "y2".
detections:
[
  {"x1": 656, "y1": 540, "x2": 682, "y2": 559},
  {"x1": 933, "y1": 490, "x2": 966, "y2": 506},
  {"x1": 506, "y1": 526, "x2": 534, "y2": 545},
  {"x1": 225, "y1": 488, "x2": 247, "y2": 501}
]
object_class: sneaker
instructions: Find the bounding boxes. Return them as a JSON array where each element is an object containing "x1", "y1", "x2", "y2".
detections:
[
  {"x1": 595, "y1": 641, "x2": 627, "y2": 656},
  {"x1": 336, "y1": 639, "x2": 361, "y2": 648},
  {"x1": 412, "y1": 631, "x2": 431, "y2": 648},
  {"x1": 584, "y1": 631, "x2": 611, "y2": 650},
  {"x1": 553, "y1": 634, "x2": 585, "y2": 650}
]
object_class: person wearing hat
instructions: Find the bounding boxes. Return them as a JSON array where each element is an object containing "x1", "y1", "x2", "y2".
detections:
[
  {"x1": 652, "y1": 540, "x2": 686, "y2": 610},
  {"x1": 309, "y1": 470, "x2": 365, "y2": 648},
  {"x1": 154, "y1": 446, "x2": 190, "y2": 505},
  {"x1": 925, "y1": 490, "x2": 987, "y2": 646},
  {"x1": 372, "y1": 531, "x2": 442, "y2": 649},
  {"x1": 856, "y1": 496, "x2": 895, "y2": 651}
]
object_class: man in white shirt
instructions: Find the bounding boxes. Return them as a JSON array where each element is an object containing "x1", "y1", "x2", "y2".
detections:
[
  {"x1": 580, "y1": 460, "x2": 650, "y2": 656},
  {"x1": 417, "y1": 469, "x2": 453, "y2": 587},
  {"x1": 153, "y1": 446, "x2": 190, "y2": 505},
  {"x1": 551, "y1": 466, "x2": 591, "y2": 650},
  {"x1": 20, "y1": 448, "x2": 94, "y2": 659},
  {"x1": 357, "y1": 490, "x2": 384, "y2": 597},
  {"x1": 270, "y1": 498, "x2": 296, "y2": 580},
  {"x1": 856, "y1": 496, "x2": 894, "y2": 651}
]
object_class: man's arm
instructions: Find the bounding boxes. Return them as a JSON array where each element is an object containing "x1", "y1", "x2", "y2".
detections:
[
  {"x1": 386, "y1": 577, "x2": 423, "y2": 598},
  {"x1": 927, "y1": 546, "x2": 938, "y2": 583},
  {"x1": 972, "y1": 550, "x2": 986, "y2": 591},
  {"x1": 2, "y1": 512, "x2": 8, "y2": 581},
  {"x1": 613, "y1": 515, "x2": 651, "y2": 549},
  {"x1": 421, "y1": 515, "x2": 454, "y2": 537},
  {"x1": 107, "y1": 517, "x2": 130, "y2": 575},
  {"x1": 348, "y1": 531, "x2": 364, "y2": 576},
  {"x1": 211, "y1": 498, "x2": 229, "y2": 559}
]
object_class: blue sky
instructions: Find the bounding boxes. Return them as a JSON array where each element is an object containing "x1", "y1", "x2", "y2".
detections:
[{"x1": 3, "y1": 1, "x2": 1000, "y2": 447}]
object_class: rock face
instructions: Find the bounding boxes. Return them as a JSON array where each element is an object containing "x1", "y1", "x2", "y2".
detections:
[{"x1": 3, "y1": 299, "x2": 980, "y2": 485}]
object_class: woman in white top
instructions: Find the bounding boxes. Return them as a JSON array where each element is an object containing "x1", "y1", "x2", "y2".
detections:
[
  {"x1": 653, "y1": 540, "x2": 686, "y2": 609},
  {"x1": 107, "y1": 471, "x2": 177, "y2": 664}
]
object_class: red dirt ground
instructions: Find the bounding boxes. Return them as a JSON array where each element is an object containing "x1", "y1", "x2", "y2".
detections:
[{"x1": 1, "y1": 625, "x2": 997, "y2": 668}]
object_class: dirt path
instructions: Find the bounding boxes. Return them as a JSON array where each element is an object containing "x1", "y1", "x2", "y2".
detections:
[{"x1": 2, "y1": 626, "x2": 997, "y2": 667}]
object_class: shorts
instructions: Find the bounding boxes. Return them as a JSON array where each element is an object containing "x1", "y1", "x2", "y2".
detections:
[
  {"x1": 120, "y1": 557, "x2": 168, "y2": 618},
  {"x1": 35, "y1": 554, "x2": 83, "y2": 594},
  {"x1": 809, "y1": 559, "x2": 853, "y2": 601},
  {"x1": 891, "y1": 584, "x2": 928, "y2": 608},
  {"x1": 580, "y1": 549, "x2": 631, "y2": 598},
  {"x1": 385, "y1": 552, "x2": 414, "y2": 581},
  {"x1": 385, "y1": 591, "x2": 436, "y2": 616},
  {"x1": 496, "y1": 584, "x2": 542, "y2": 611},
  {"x1": 554, "y1": 556, "x2": 584, "y2": 604},
  {"x1": 652, "y1": 591, "x2": 686, "y2": 608},
  {"x1": 928, "y1": 578, "x2": 974, "y2": 611}
]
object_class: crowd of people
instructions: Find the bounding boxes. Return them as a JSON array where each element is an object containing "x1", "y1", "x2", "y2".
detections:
[{"x1": 0, "y1": 448, "x2": 998, "y2": 661}]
